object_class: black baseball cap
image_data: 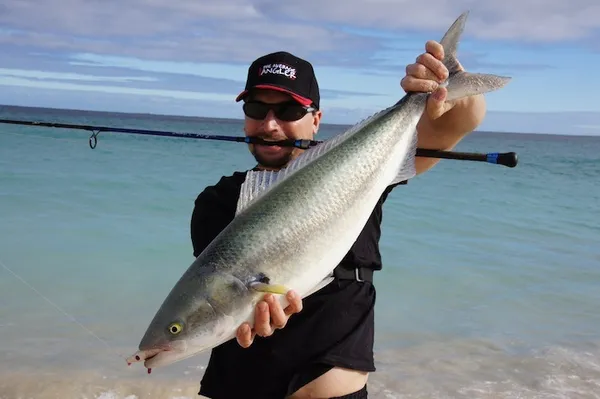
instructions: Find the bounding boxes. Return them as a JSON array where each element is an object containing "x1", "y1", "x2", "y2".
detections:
[{"x1": 235, "y1": 51, "x2": 320, "y2": 109}]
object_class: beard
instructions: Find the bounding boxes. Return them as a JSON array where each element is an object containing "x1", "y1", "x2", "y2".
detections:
[{"x1": 250, "y1": 145, "x2": 298, "y2": 169}]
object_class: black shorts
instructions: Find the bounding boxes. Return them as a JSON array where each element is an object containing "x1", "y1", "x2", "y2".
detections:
[{"x1": 198, "y1": 277, "x2": 377, "y2": 399}]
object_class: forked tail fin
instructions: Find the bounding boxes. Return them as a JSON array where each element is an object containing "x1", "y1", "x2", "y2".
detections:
[{"x1": 439, "y1": 11, "x2": 511, "y2": 101}]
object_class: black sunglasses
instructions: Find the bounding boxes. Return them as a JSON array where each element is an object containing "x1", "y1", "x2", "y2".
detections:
[{"x1": 243, "y1": 101, "x2": 316, "y2": 122}]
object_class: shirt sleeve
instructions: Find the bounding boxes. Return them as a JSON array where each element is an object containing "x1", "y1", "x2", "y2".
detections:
[{"x1": 190, "y1": 185, "x2": 236, "y2": 258}]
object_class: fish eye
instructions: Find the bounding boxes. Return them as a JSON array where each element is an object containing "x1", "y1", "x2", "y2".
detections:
[{"x1": 167, "y1": 322, "x2": 183, "y2": 335}]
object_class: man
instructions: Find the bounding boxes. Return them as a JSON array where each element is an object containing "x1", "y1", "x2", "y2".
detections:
[{"x1": 191, "y1": 42, "x2": 486, "y2": 398}]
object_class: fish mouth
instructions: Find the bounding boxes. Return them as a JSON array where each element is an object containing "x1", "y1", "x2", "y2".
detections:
[
  {"x1": 126, "y1": 341, "x2": 187, "y2": 370},
  {"x1": 126, "y1": 347, "x2": 165, "y2": 367}
]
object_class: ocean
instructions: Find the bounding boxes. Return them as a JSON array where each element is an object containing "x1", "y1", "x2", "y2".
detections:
[{"x1": 0, "y1": 104, "x2": 599, "y2": 399}]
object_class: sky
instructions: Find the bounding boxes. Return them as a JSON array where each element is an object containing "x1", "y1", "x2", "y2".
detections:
[{"x1": 1, "y1": 0, "x2": 600, "y2": 135}]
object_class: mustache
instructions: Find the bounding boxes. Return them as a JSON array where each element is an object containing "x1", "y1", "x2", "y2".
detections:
[
  {"x1": 249, "y1": 133, "x2": 289, "y2": 143},
  {"x1": 248, "y1": 134, "x2": 291, "y2": 145}
]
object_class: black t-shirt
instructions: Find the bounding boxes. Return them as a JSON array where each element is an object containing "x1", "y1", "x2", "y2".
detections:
[
  {"x1": 191, "y1": 170, "x2": 405, "y2": 274},
  {"x1": 191, "y1": 169, "x2": 405, "y2": 398}
]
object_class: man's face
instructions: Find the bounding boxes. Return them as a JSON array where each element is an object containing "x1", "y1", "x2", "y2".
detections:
[{"x1": 243, "y1": 89, "x2": 322, "y2": 170}]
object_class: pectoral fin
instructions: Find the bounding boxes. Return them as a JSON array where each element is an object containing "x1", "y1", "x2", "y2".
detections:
[
  {"x1": 249, "y1": 282, "x2": 289, "y2": 295},
  {"x1": 246, "y1": 272, "x2": 290, "y2": 294}
]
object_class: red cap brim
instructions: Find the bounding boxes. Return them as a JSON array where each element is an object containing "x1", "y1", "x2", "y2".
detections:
[{"x1": 235, "y1": 85, "x2": 313, "y2": 106}]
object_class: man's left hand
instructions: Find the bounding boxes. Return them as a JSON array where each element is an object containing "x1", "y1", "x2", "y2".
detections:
[
  {"x1": 236, "y1": 290, "x2": 303, "y2": 348},
  {"x1": 400, "y1": 40, "x2": 465, "y2": 121}
]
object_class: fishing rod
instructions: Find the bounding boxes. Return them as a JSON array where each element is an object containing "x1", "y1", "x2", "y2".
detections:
[{"x1": 0, "y1": 118, "x2": 518, "y2": 167}]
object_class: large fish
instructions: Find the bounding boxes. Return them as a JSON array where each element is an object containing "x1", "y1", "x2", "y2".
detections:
[{"x1": 127, "y1": 11, "x2": 510, "y2": 371}]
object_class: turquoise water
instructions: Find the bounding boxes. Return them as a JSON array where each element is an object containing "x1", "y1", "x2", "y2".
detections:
[{"x1": 1, "y1": 105, "x2": 599, "y2": 398}]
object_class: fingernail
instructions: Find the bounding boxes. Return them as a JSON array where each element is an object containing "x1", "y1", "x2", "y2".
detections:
[
  {"x1": 259, "y1": 302, "x2": 268, "y2": 312},
  {"x1": 288, "y1": 291, "x2": 295, "y2": 300}
]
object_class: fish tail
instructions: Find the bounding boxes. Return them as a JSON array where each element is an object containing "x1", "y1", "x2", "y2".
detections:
[{"x1": 439, "y1": 11, "x2": 511, "y2": 101}]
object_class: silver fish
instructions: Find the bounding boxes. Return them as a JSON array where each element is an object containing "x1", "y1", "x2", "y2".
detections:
[{"x1": 127, "y1": 11, "x2": 511, "y2": 371}]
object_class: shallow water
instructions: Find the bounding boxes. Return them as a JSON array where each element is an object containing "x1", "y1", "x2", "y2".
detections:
[{"x1": 1, "y1": 105, "x2": 599, "y2": 398}]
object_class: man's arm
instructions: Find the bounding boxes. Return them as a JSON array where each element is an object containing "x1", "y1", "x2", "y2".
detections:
[
  {"x1": 190, "y1": 185, "x2": 234, "y2": 258},
  {"x1": 414, "y1": 92, "x2": 486, "y2": 174},
  {"x1": 400, "y1": 40, "x2": 488, "y2": 175}
]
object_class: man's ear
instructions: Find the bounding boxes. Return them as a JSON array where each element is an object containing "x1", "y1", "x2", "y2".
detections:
[{"x1": 312, "y1": 110, "x2": 322, "y2": 134}]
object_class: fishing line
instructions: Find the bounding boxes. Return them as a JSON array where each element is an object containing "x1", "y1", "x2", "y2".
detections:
[
  {"x1": 0, "y1": 118, "x2": 519, "y2": 168},
  {"x1": 0, "y1": 257, "x2": 128, "y2": 363}
]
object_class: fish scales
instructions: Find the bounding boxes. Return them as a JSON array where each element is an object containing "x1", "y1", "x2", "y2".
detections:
[{"x1": 215, "y1": 97, "x2": 424, "y2": 285}]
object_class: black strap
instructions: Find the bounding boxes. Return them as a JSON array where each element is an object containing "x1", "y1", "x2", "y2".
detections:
[
  {"x1": 333, "y1": 267, "x2": 374, "y2": 283},
  {"x1": 331, "y1": 384, "x2": 368, "y2": 399}
]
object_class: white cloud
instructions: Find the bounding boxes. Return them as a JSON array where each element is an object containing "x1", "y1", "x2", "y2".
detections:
[
  {"x1": 258, "y1": 0, "x2": 600, "y2": 41},
  {"x1": 0, "y1": 0, "x2": 377, "y2": 64},
  {"x1": 0, "y1": 77, "x2": 234, "y2": 102},
  {"x1": 3, "y1": 0, "x2": 599, "y2": 40},
  {"x1": 0, "y1": 68, "x2": 157, "y2": 83},
  {"x1": 2, "y1": 0, "x2": 599, "y2": 68}
]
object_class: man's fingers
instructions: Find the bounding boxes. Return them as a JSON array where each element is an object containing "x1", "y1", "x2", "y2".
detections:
[
  {"x1": 425, "y1": 40, "x2": 444, "y2": 61},
  {"x1": 427, "y1": 87, "x2": 449, "y2": 120},
  {"x1": 254, "y1": 300, "x2": 273, "y2": 337},
  {"x1": 401, "y1": 75, "x2": 438, "y2": 93},
  {"x1": 415, "y1": 53, "x2": 448, "y2": 82},
  {"x1": 265, "y1": 294, "x2": 287, "y2": 329},
  {"x1": 405, "y1": 63, "x2": 440, "y2": 83},
  {"x1": 236, "y1": 291, "x2": 303, "y2": 347},
  {"x1": 283, "y1": 290, "x2": 302, "y2": 316},
  {"x1": 236, "y1": 323, "x2": 255, "y2": 348}
]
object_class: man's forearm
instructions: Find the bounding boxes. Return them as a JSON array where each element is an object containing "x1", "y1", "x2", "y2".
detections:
[{"x1": 414, "y1": 93, "x2": 487, "y2": 174}]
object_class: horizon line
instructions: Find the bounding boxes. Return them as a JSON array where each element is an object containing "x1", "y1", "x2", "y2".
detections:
[{"x1": 2, "y1": 103, "x2": 599, "y2": 139}]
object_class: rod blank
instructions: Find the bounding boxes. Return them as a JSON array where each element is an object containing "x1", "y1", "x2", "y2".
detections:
[{"x1": 0, "y1": 118, "x2": 518, "y2": 167}]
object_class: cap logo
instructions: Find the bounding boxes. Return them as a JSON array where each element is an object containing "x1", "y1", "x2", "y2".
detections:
[{"x1": 258, "y1": 63, "x2": 297, "y2": 80}]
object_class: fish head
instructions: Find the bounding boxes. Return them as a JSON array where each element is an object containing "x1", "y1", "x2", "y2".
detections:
[{"x1": 127, "y1": 269, "x2": 249, "y2": 370}]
